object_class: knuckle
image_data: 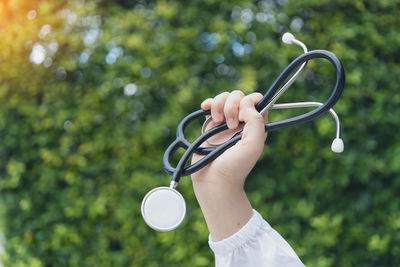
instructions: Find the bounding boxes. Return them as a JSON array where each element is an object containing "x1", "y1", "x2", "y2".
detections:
[
  {"x1": 248, "y1": 92, "x2": 263, "y2": 102},
  {"x1": 231, "y1": 90, "x2": 245, "y2": 96},
  {"x1": 217, "y1": 92, "x2": 230, "y2": 99},
  {"x1": 253, "y1": 113, "x2": 265, "y2": 123},
  {"x1": 214, "y1": 92, "x2": 229, "y2": 105},
  {"x1": 253, "y1": 92, "x2": 263, "y2": 99},
  {"x1": 239, "y1": 96, "x2": 251, "y2": 106},
  {"x1": 229, "y1": 95, "x2": 243, "y2": 108}
]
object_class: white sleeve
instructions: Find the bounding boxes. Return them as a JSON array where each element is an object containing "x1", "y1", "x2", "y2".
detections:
[{"x1": 208, "y1": 209, "x2": 305, "y2": 267}]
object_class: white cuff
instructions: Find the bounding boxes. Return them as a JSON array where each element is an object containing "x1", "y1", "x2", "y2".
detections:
[{"x1": 208, "y1": 209, "x2": 271, "y2": 255}]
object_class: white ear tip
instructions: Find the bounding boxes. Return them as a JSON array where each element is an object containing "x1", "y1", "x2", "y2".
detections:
[
  {"x1": 331, "y1": 138, "x2": 344, "y2": 153},
  {"x1": 282, "y1": 32, "x2": 295, "y2": 44}
]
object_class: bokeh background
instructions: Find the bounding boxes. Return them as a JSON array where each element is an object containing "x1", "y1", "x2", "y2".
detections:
[{"x1": 1, "y1": 0, "x2": 399, "y2": 266}]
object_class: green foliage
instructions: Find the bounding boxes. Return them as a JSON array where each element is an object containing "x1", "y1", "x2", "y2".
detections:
[{"x1": 1, "y1": 0, "x2": 399, "y2": 266}]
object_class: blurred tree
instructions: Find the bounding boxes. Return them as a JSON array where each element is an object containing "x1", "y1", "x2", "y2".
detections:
[{"x1": 0, "y1": 0, "x2": 399, "y2": 266}]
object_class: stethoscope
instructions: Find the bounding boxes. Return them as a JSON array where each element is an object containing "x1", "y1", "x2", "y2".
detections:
[{"x1": 141, "y1": 33, "x2": 345, "y2": 231}]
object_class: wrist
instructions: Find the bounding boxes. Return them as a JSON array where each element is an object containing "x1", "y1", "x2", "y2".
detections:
[
  {"x1": 191, "y1": 176, "x2": 253, "y2": 241},
  {"x1": 197, "y1": 188, "x2": 253, "y2": 241},
  {"x1": 191, "y1": 178, "x2": 245, "y2": 202},
  {"x1": 192, "y1": 171, "x2": 245, "y2": 189}
]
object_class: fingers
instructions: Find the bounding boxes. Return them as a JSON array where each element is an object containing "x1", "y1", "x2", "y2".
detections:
[
  {"x1": 201, "y1": 98, "x2": 213, "y2": 111},
  {"x1": 201, "y1": 91, "x2": 266, "y2": 133},
  {"x1": 211, "y1": 92, "x2": 229, "y2": 124},
  {"x1": 224, "y1": 90, "x2": 245, "y2": 129},
  {"x1": 238, "y1": 93, "x2": 263, "y2": 122},
  {"x1": 196, "y1": 91, "x2": 268, "y2": 175},
  {"x1": 238, "y1": 93, "x2": 268, "y2": 149},
  {"x1": 202, "y1": 91, "x2": 245, "y2": 129}
]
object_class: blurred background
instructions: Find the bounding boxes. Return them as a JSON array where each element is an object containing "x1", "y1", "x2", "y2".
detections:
[{"x1": 0, "y1": 0, "x2": 399, "y2": 266}]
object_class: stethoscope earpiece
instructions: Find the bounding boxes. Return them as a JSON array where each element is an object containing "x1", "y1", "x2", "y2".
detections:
[
  {"x1": 282, "y1": 32, "x2": 295, "y2": 44},
  {"x1": 331, "y1": 138, "x2": 344, "y2": 153}
]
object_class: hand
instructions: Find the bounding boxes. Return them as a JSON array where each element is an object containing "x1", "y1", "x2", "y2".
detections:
[
  {"x1": 191, "y1": 90, "x2": 268, "y2": 241},
  {"x1": 191, "y1": 90, "x2": 268, "y2": 189}
]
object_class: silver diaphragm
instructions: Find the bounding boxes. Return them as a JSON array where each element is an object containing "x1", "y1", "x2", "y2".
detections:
[{"x1": 141, "y1": 187, "x2": 186, "y2": 231}]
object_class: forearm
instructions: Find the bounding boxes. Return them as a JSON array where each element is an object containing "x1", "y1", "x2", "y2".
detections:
[
  {"x1": 191, "y1": 91, "x2": 267, "y2": 242},
  {"x1": 192, "y1": 180, "x2": 253, "y2": 241}
]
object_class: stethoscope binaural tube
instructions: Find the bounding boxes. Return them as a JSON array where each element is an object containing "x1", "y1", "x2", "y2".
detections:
[
  {"x1": 202, "y1": 101, "x2": 344, "y2": 151},
  {"x1": 269, "y1": 102, "x2": 344, "y2": 153}
]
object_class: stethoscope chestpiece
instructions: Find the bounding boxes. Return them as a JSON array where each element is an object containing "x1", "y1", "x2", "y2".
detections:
[{"x1": 141, "y1": 187, "x2": 186, "y2": 231}]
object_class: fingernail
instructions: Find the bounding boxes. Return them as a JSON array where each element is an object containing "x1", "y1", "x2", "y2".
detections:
[
  {"x1": 213, "y1": 112, "x2": 222, "y2": 122},
  {"x1": 227, "y1": 118, "x2": 235, "y2": 128}
]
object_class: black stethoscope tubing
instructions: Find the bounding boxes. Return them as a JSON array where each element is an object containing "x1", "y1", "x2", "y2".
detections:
[{"x1": 163, "y1": 49, "x2": 345, "y2": 185}]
